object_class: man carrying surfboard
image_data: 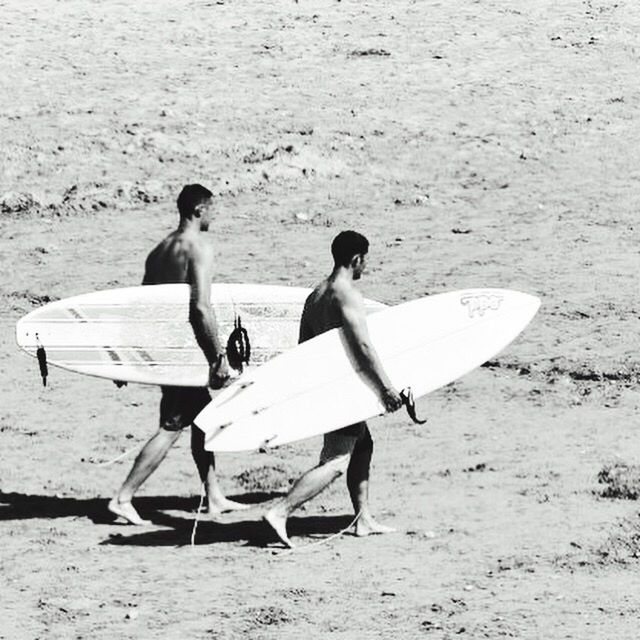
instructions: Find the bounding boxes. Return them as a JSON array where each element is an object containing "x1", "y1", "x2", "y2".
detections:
[
  {"x1": 109, "y1": 184, "x2": 246, "y2": 525},
  {"x1": 264, "y1": 230, "x2": 403, "y2": 548}
]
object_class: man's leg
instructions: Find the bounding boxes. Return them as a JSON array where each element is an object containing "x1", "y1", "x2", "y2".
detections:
[
  {"x1": 109, "y1": 426, "x2": 181, "y2": 525},
  {"x1": 346, "y1": 424, "x2": 395, "y2": 537},
  {"x1": 264, "y1": 427, "x2": 358, "y2": 548},
  {"x1": 109, "y1": 387, "x2": 186, "y2": 525},
  {"x1": 190, "y1": 426, "x2": 249, "y2": 514}
]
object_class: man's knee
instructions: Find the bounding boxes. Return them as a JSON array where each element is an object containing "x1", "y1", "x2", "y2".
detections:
[
  {"x1": 159, "y1": 407, "x2": 190, "y2": 432},
  {"x1": 319, "y1": 453, "x2": 351, "y2": 479},
  {"x1": 158, "y1": 423, "x2": 185, "y2": 443}
]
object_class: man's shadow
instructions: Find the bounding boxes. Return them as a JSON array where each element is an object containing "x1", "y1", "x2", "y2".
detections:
[
  {"x1": 0, "y1": 490, "x2": 203, "y2": 523},
  {"x1": 103, "y1": 511, "x2": 356, "y2": 548},
  {"x1": 0, "y1": 490, "x2": 355, "y2": 548}
]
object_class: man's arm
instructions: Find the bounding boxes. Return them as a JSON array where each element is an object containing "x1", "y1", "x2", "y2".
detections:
[
  {"x1": 334, "y1": 287, "x2": 402, "y2": 412},
  {"x1": 187, "y1": 242, "x2": 229, "y2": 388}
]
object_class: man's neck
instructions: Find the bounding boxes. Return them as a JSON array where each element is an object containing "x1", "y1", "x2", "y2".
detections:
[
  {"x1": 177, "y1": 218, "x2": 200, "y2": 235},
  {"x1": 330, "y1": 265, "x2": 355, "y2": 283}
]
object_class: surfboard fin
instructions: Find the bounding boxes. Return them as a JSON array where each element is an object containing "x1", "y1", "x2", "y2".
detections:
[
  {"x1": 400, "y1": 388, "x2": 427, "y2": 425},
  {"x1": 36, "y1": 334, "x2": 48, "y2": 387},
  {"x1": 258, "y1": 435, "x2": 277, "y2": 453}
]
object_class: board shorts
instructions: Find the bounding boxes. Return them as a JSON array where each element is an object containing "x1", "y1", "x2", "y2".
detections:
[
  {"x1": 320, "y1": 421, "x2": 371, "y2": 462},
  {"x1": 159, "y1": 386, "x2": 211, "y2": 432}
]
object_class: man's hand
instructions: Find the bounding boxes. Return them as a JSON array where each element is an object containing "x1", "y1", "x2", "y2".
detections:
[
  {"x1": 209, "y1": 355, "x2": 231, "y2": 390},
  {"x1": 380, "y1": 387, "x2": 403, "y2": 413}
]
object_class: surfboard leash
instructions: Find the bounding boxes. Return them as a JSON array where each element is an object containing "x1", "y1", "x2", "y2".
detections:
[
  {"x1": 400, "y1": 387, "x2": 427, "y2": 425},
  {"x1": 226, "y1": 315, "x2": 251, "y2": 372},
  {"x1": 277, "y1": 508, "x2": 364, "y2": 556},
  {"x1": 35, "y1": 334, "x2": 48, "y2": 386},
  {"x1": 190, "y1": 482, "x2": 207, "y2": 548},
  {"x1": 95, "y1": 444, "x2": 141, "y2": 467}
]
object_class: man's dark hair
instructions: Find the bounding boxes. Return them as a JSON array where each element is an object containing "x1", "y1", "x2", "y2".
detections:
[
  {"x1": 331, "y1": 230, "x2": 369, "y2": 267},
  {"x1": 177, "y1": 184, "x2": 213, "y2": 219}
]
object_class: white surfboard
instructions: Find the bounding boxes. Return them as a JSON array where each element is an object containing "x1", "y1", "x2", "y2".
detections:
[
  {"x1": 196, "y1": 289, "x2": 541, "y2": 452},
  {"x1": 15, "y1": 283, "x2": 386, "y2": 387}
]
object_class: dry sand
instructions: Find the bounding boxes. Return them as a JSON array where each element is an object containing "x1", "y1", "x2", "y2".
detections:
[{"x1": 1, "y1": 0, "x2": 640, "y2": 638}]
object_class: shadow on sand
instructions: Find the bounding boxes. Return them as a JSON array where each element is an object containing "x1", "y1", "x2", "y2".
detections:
[
  {"x1": 0, "y1": 490, "x2": 355, "y2": 548},
  {"x1": 102, "y1": 512, "x2": 356, "y2": 548},
  {"x1": 0, "y1": 490, "x2": 277, "y2": 524}
]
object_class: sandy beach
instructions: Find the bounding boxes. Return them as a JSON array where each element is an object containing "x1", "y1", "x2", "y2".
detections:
[{"x1": 1, "y1": 0, "x2": 639, "y2": 638}]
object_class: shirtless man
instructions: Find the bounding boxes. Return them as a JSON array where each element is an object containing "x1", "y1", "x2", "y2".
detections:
[
  {"x1": 108, "y1": 184, "x2": 246, "y2": 525},
  {"x1": 264, "y1": 230, "x2": 403, "y2": 548}
]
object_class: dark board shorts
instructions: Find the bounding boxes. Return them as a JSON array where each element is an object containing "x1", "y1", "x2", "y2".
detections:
[
  {"x1": 320, "y1": 421, "x2": 371, "y2": 462},
  {"x1": 159, "y1": 386, "x2": 211, "y2": 431}
]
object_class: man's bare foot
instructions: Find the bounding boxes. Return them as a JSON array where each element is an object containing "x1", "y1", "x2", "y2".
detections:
[
  {"x1": 354, "y1": 516, "x2": 396, "y2": 538},
  {"x1": 206, "y1": 497, "x2": 251, "y2": 515},
  {"x1": 108, "y1": 498, "x2": 151, "y2": 526},
  {"x1": 263, "y1": 509, "x2": 295, "y2": 548}
]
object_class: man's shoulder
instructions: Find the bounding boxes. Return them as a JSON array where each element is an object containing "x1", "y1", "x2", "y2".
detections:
[
  {"x1": 182, "y1": 234, "x2": 213, "y2": 261},
  {"x1": 331, "y1": 278, "x2": 361, "y2": 306}
]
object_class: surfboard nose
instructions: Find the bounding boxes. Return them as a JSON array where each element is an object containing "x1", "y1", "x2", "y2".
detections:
[
  {"x1": 513, "y1": 290, "x2": 541, "y2": 321},
  {"x1": 456, "y1": 288, "x2": 540, "y2": 323}
]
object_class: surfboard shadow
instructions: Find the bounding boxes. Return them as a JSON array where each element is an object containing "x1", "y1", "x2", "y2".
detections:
[
  {"x1": 101, "y1": 513, "x2": 357, "y2": 548},
  {"x1": 0, "y1": 491, "x2": 282, "y2": 524}
]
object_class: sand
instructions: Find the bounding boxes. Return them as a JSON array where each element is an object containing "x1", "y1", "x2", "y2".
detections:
[{"x1": 1, "y1": 0, "x2": 640, "y2": 638}]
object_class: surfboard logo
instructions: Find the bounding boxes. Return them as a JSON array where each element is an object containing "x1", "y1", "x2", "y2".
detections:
[{"x1": 460, "y1": 293, "x2": 503, "y2": 318}]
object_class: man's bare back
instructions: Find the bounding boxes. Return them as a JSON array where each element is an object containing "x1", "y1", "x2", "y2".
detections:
[
  {"x1": 299, "y1": 276, "x2": 363, "y2": 342},
  {"x1": 143, "y1": 231, "x2": 211, "y2": 286}
]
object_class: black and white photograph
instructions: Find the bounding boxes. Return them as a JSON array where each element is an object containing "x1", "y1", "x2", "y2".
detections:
[{"x1": 1, "y1": 0, "x2": 638, "y2": 637}]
